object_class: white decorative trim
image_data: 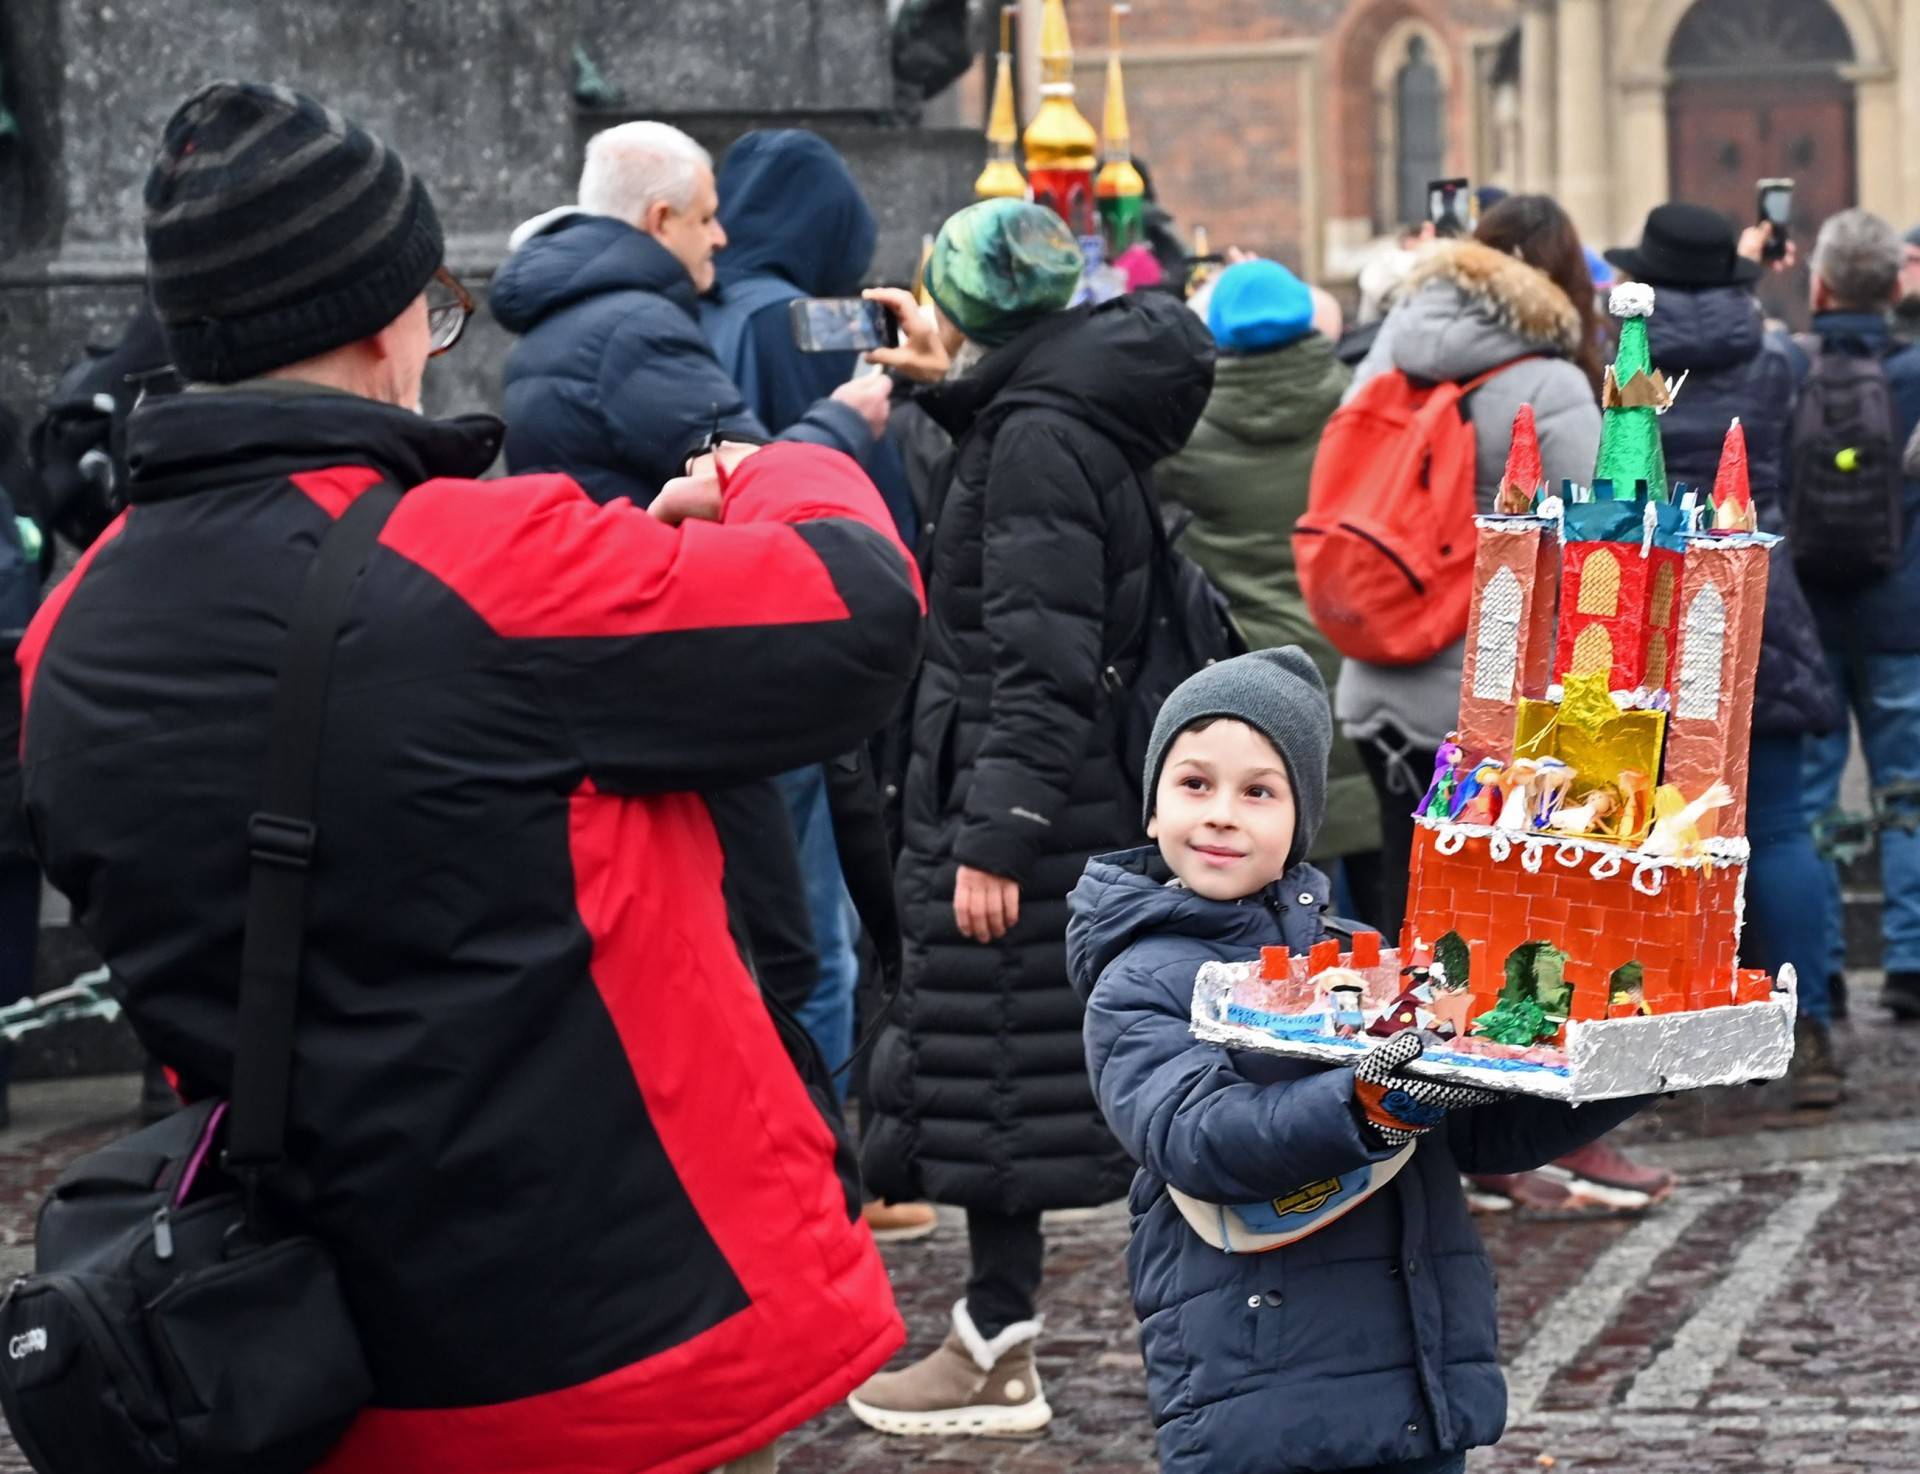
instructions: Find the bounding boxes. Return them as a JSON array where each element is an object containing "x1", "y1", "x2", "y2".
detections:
[
  {"x1": 952, "y1": 1299, "x2": 1042, "y2": 1373},
  {"x1": 1631, "y1": 862, "x2": 1665, "y2": 897},
  {"x1": 1417, "y1": 818, "x2": 1748, "y2": 873},
  {"x1": 1591, "y1": 852, "x2": 1623, "y2": 881},
  {"x1": 1520, "y1": 840, "x2": 1545, "y2": 873}
]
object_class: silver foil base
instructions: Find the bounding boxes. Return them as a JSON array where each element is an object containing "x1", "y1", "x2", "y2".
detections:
[{"x1": 1190, "y1": 959, "x2": 1797, "y2": 1103}]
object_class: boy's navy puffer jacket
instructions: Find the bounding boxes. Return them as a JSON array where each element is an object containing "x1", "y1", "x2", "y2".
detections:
[{"x1": 1068, "y1": 847, "x2": 1646, "y2": 1474}]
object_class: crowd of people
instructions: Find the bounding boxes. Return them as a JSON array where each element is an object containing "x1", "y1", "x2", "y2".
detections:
[{"x1": 0, "y1": 79, "x2": 1916, "y2": 1474}]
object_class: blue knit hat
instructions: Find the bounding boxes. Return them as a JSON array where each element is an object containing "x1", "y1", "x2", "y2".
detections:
[{"x1": 1207, "y1": 260, "x2": 1314, "y2": 354}]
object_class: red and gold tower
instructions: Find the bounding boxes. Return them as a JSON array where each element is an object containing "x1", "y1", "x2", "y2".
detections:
[
  {"x1": 1094, "y1": 5, "x2": 1146, "y2": 254},
  {"x1": 1022, "y1": 0, "x2": 1099, "y2": 237}
]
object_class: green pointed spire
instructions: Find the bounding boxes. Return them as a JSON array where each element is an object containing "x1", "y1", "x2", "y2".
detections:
[{"x1": 1593, "y1": 285, "x2": 1670, "y2": 502}]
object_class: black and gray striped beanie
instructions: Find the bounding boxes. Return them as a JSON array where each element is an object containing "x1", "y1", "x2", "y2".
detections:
[{"x1": 143, "y1": 81, "x2": 444, "y2": 383}]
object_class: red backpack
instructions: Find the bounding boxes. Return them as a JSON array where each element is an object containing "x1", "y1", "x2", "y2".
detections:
[{"x1": 1294, "y1": 361, "x2": 1525, "y2": 665}]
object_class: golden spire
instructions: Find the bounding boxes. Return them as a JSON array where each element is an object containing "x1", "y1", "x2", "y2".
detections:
[
  {"x1": 1096, "y1": 4, "x2": 1144, "y2": 202},
  {"x1": 1022, "y1": 0, "x2": 1098, "y2": 174},
  {"x1": 975, "y1": 7, "x2": 1027, "y2": 199}
]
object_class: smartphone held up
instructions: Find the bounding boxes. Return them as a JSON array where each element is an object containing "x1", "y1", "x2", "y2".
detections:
[
  {"x1": 790, "y1": 298, "x2": 900, "y2": 354},
  {"x1": 1757, "y1": 178, "x2": 1793, "y2": 263},
  {"x1": 1428, "y1": 177, "x2": 1473, "y2": 239}
]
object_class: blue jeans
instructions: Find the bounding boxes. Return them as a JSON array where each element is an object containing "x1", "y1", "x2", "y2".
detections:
[
  {"x1": 1747, "y1": 736, "x2": 1832, "y2": 1025},
  {"x1": 774, "y1": 765, "x2": 859, "y2": 1098},
  {"x1": 1803, "y1": 649, "x2": 1920, "y2": 977}
]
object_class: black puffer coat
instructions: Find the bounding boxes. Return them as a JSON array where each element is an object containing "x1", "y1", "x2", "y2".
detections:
[
  {"x1": 1647, "y1": 286, "x2": 1839, "y2": 738},
  {"x1": 862, "y1": 294, "x2": 1215, "y2": 1213}
]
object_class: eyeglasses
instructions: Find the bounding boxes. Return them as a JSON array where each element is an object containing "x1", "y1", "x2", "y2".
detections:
[{"x1": 426, "y1": 267, "x2": 474, "y2": 356}]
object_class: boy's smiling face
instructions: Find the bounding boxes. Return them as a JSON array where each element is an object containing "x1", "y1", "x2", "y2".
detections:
[{"x1": 1149, "y1": 718, "x2": 1298, "y2": 901}]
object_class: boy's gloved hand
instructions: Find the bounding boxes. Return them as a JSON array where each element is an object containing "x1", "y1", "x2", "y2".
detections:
[{"x1": 1352, "y1": 1033, "x2": 1503, "y2": 1147}]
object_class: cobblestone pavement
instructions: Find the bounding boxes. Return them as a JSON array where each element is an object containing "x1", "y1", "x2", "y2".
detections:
[{"x1": 4, "y1": 991, "x2": 1918, "y2": 1473}]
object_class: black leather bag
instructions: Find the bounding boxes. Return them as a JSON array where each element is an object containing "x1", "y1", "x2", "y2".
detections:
[{"x1": 0, "y1": 486, "x2": 400, "y2": 1472}]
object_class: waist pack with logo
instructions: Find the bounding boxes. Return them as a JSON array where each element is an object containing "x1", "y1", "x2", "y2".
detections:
[
  {"x1": 0, "y1": 487, "x2": 399, "y2": 1472},
  {"x1": 1294, "y1": 361, "x2": 1528, "y2": 665},
  {"x1": 1788, "y1": 338, "x2": 1903, "y2": 585},
  {"x1": 1167, "y1": 1141, "x2": 1416, "y2": 1253},
  {"x1": 1107, "y1": 475, "x2": 1247, "y2": 805}
]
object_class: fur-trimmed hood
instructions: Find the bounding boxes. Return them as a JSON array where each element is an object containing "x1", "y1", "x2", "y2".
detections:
[{"x1": 1387, "y1": 239, "x2": 1584, "y2": 381}]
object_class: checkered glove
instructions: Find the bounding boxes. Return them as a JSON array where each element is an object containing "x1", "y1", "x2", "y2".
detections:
[{"x1": 1352, "y1": 1033, "x2": 1503, "y2": 1147}]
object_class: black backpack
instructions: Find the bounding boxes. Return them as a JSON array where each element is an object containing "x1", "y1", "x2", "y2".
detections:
[
  {"x1": 1789, "y1": 335, "x2": 1903, "y2": 584},
  {"x1": 1106, "y1": 475, "x2": 1248, "y2": 806},
  {"x1": 28, "y1": 304, "x2": 177, "y2": 552}
]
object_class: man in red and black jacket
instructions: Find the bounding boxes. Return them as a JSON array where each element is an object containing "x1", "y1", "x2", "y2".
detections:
[{"x1": 18, "y1": 82, "x2": 922, "y2": 1474}]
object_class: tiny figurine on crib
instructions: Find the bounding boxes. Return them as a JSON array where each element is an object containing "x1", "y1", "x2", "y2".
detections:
[
  {"x1": 1549, "y1": 786, "x2": 1617, "y2": 836},
  {"x1": 1419, "y1": 735, "x2": 1465, "y2": 819},
  {"x1": 1494, "y1": 758, "x2": 1540, "y2": 830},
  {"x1": 1530, "y1": 757, "x2": 1576, "y2": 830},
  {"x1": 1453, "y1": 758, "x2": 1505, "y2": 825}
]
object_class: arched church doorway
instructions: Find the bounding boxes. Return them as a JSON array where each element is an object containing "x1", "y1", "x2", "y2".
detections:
[{"x1": 1665, "y1": 0, "x2": 1855, "y2": 327}]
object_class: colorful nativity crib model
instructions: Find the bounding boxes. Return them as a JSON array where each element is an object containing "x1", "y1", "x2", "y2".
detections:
[{"x1": 1192, "y1": 284, "x2": 1797, "y2": 1102}]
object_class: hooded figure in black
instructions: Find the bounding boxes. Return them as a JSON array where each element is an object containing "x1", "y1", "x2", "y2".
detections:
[{"x1": 851, "y1": 199, "x2": 1214, "y2": 1436}]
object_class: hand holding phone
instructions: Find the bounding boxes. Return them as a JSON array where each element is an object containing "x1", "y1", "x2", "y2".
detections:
[
  {"x1": 790, "y1": 298, "x2": 900, "y2": 354},
  {"x1": 860, "y1": 287, "x2": 950, "y2": 384},
  {"x1": 1757, "y1": 179, "x2": 1793, "y2": 264}
]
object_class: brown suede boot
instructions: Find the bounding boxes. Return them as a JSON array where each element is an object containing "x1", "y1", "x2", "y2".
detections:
[{"x1": 846, "y1": 1299, "x2": 1051, "y2": 1436}]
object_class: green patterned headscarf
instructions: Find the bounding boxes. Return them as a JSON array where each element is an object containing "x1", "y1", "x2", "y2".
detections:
[{"x1": 926, "y1": 198, "x2": 1083, "y2": 348}]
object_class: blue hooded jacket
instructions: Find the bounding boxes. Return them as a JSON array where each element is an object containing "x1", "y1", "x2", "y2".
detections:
[
  {"x1": 490, "y1": 212, "x2": 866, "y2": 505},
  {"x1": 1067, "y1": 846, "x2": 1644, "y2": 1474},
  {"x1": 701, "y1": 130, "x2": 878, "y2": 433},
  {"x1": 699, "y1": 131, "x2": 917, "y2": 539}
]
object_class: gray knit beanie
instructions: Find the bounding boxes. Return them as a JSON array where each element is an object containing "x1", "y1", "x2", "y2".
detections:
[{"x1": 1142, "y1": 647, "x2": 1332, "y2": 870}]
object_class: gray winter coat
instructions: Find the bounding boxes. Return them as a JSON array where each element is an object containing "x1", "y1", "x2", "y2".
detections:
[{"x1": 1336, "y1": 241, "x2": 1602, "y2": 753}]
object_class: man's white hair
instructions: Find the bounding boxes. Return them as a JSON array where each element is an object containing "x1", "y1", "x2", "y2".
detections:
[{"x1": 578, "y1": 121, "x2": 713, "y2": 222}]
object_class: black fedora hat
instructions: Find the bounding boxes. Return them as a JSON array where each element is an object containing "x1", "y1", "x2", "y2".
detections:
[{"x1": 1604, "y1": 202, "x2": 1763, "y2": 288}]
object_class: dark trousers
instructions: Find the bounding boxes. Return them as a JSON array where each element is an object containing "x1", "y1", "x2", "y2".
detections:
[
  {"x1": 1355, "y1": 725, "x2": 1437, "y2": 944},
  {"x1": 965, "y1": 1209, "x2": 1044, "y2": 1338}
]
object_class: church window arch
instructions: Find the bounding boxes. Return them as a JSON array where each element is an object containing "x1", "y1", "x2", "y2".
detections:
[
  {"x1": 1676, "y1": 584, "x2": 1727, "y2": 720},
  {"x1": 1472, "y1": 565, "x2": 1523, "y2": 701},
  {"x1": 1571, "y1": 624, "x2": 1613, "y2": 679},
  {"x1": 1370, "y1": 17, "x2": 1453, "y2": 231},
  {"x1": 1577, "y1": 548, "x2": 1622, "y2": 618}
]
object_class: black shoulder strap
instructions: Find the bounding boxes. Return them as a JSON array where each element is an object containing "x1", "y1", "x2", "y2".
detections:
[
  {"x1": 822, "y1": 747, "x2": 902, "y2": 986},
  {"x1": 226, "y1": 483, "x2": 402, "y2": 1176}
]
